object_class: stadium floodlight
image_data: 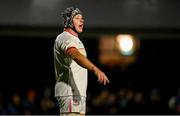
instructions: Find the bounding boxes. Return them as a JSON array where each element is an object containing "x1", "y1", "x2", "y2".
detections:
[{"x1": 116, "y1": 34, "x2": 135, "y2": 56}]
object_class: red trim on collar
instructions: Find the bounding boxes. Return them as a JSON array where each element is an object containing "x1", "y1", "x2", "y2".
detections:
[{"x1": 64, "y1": 28, "x2": 78, "y2": 37}]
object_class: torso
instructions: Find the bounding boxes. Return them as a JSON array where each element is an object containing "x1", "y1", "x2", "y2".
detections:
[{"x1": 54, "y1": 31, "x2": 87, "y2": 97}]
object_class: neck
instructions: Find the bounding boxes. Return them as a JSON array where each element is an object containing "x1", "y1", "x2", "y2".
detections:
[{"x1": 64, "y1": 28, "x2": 78, "y2": 37}]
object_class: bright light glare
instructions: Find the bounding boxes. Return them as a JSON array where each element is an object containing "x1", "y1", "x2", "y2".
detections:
[{"x1": 117, "y1": 35, "x2": 134, "y2": 55}]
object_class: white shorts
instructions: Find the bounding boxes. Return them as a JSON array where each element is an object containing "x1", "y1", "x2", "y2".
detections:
[{"x1": 56, "y1": 96, "x2": 86, "y2": 114}]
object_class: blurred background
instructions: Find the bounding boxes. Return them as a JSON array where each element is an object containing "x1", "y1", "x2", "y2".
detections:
[{"x1": 1, "y1": 0, "x2": 180, "y2": 115}]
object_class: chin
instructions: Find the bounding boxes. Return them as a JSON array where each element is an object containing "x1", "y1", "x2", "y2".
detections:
[{"x1": 78, "y1": 30, "x2": 83, "y2": 33}]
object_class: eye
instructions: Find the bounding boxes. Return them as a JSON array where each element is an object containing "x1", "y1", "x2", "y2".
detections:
[{"x1": 74, "y1": 17, "x2": 80, "y2": 20}]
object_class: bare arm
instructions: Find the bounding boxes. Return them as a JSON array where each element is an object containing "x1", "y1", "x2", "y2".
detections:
[{"x1": 66, "y1": 47, "x2": 110, "y2": 85}]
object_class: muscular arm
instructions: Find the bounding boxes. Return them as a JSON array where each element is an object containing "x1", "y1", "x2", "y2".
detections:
[{"x1": 66, "y1": 47, "x2": 110, "y2": 85}]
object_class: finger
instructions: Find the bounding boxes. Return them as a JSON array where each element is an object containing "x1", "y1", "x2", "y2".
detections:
[
  {"x1": 103, "y1": 74, "x2": 109, "y2": 83},
  {"x1": 106, "y1": 77, "x2": 110, "y2": 83},
  {"x1": 98, "y1": 76, "x2": 100, "y2": 82},
  {"x1": 104, "y1": 77, "x2": 110, "y2": 85},
  {"x1": 101, "y1": 75, "x2": 105, "y2": 83},
  {"x1": 98, "y1": 75, "x2": 102, "y2": 83},
  {"x1": 103, "y1": 79, "x2": 106, "y2": 85},
  {"x1": 104, "y1": 77, "x2": 109, "y2": 85},
  {"x1": 99, "y1": 76, "x2": 103, "y2": 84}
]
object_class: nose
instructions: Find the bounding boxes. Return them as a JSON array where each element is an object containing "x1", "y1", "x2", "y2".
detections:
[{"x1": 80, "y1": 19, "x2": 84, "y2": 23}]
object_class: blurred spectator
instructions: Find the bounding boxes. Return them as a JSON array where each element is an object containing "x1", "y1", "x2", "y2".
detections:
[
  {"x1": 0, "y1": 81, "x2": 180, "y2": 114},
  {"x1": 117, "y1": 88, "x2": 128, "y2": 110},
  {"x1": 40, "y1": 87, "x2": 56, "y2": 114},
  {"x1": 7, "y1": 93, "x2": 23, "y2": 114},
  {"x1": 22, "y1": 89, "x2": 38, "y2": 114},
  {"x1": 168, "y1": 88, "x2": 180, "y2": 114},
  {"x1": 92, "y1": 89, "x2": 110, "y2": 114},
  {"x1": 106, "y1": 93, "x2": 118, "y2": 114},
  {"x1": 148, "y1": 88, "x2": 163, "y2": 113}
]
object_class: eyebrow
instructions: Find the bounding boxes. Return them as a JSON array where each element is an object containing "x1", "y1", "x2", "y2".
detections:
[{"x1": 74, "y1": 16, "x2": 83, "y2": 19}]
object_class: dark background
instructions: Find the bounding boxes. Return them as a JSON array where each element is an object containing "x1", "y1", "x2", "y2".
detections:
[{"x1": 1, "y1": 0, "x2": 180, "y2": 115}]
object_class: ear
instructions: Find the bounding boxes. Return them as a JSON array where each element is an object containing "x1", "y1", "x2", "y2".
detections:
[{"x1": 69, "y1": 18, "x2": 74, "y2": 28}]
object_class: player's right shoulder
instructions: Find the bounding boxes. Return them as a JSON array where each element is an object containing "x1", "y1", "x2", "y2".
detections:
[{"x1": 56, "y1": 31, "x2": 72, "y2": 41}]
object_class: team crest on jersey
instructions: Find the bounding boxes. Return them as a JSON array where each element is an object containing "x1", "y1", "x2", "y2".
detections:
[{"x1": 73, "y1": 97, "x2": 80, "y2": 105}]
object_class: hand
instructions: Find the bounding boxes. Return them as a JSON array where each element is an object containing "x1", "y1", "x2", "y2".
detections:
[{"x1": 93, "y1": 67, "x2": 110, "y2": 85}]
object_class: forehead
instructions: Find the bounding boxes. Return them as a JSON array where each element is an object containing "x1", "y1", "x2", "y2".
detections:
[{"x1": 74, "y1": 14, "x2": 83, "y2": 18}]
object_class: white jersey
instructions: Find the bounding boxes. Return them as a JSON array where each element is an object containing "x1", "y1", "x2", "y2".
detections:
[{"x1": 53, "y1": 31, "x2": 87, "y2": 97}]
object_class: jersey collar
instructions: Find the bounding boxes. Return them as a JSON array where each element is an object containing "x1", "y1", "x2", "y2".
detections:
[{"x1": 64, "y1": 28, "x2": 78, "y2": 37}]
